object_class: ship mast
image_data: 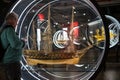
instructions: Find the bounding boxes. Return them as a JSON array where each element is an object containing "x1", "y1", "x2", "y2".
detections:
[
  {"x1": 43, "y1": 5, "x2": 52, "y2": 54},
  {"x1": 67, "y1": 6, "x2": 76, "y2": 53},
  {"x1": 32, "y1": 21, "x2": 37, "y2": 50}
]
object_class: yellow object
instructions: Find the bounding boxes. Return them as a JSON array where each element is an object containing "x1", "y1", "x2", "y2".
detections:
[
  {"x1": 94, "y1": 27, "x2": 105, "y2": 42},
  {"x1": 94, "y1": 27, "x2": 117, "y2": 43},
  {"x1": 26, "y1": 58, "x2": 80, "y2": 65},
  {"x1": 24, "y1": 45, "x2": 93, "y2": 65}
]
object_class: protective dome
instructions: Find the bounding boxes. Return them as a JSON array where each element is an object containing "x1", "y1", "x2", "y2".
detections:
[{"x1": 10, "y1": 0, "x2": 108, "y2": 80}]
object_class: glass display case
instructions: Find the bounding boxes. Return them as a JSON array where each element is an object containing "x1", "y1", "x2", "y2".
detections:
[{"x1": 10, "y1": 0, "x2": 108, "y2": 80}]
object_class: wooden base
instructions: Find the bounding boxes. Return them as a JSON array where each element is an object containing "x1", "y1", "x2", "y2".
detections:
[{"x1": 26, "y1": 57, "x2": 80, "y2": 65}]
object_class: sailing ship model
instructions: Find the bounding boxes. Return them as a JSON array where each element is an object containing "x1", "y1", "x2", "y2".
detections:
[{"x1": 24, "y1": 5, "x2": 93, "y2": 65}]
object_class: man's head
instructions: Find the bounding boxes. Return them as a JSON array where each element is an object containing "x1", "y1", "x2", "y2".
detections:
[{"x1": 5, "y1": 12, "x2": 18, "y2": 28}]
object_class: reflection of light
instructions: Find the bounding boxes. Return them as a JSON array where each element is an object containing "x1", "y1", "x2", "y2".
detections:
[
  {"x1": 74, "y1": 11, "x2": 77, "y2": 14},
  {"x1": 10, "y1": 0, "x2": 22, "y2": 12},
  {"x1": 63, "y1": 28, "x2": 69, "y2": 40},
  {"x1": 90, "y1": 31, "x2": 93, "y2": 34},
  {"x1": 63, "y1": 28, "x2": 68, "y2": 31},
  {"x1": 53, "y1": 30, "x2": 65, "y2": 48},
  {"x1": 32, "y1": 10, "x2": 35, "y2": 12},
  {"x1": 83, "y1": 13, "x2": 86, "y2": 16},
  {"x1": 70, "y1": 26, "x2": 80, "y2": 45},
  {"x1": 88, "y1": 19, "x2": 102, "y2": 26},
  {"x1": 53, "y1": 30, "x2": 69, "y2": 48},
  {"x1": 106, "y1": 15, "x2": 120, "y2": 29},
  {"x1": 75, "y1": 64, "x2": 84, "y2": 67},
  {"x1": 73, "y1": 6, "x2": 75, "y2": 9},
  {"x1": 67, "y1": 22, "x2": 70, "y2": 24},
  {"x1": 88, "y1": 19, "x2": 90, "y2": 22},
  {"x1": 21, "y1": 78, "x2": 24, "y2": 80},
  {"x1": 55, "y1": 22, "x2": 58, "y2": 25},
  {"x1": 80, "y1": 24, "x2": 84, "y2": 27},
  {"x1": 83, "y1": 37, "x2": 86, "y2": 40},
  {"x1": 37, "y1": 29, "x2": 41, "y2": 50},
  {"x1": 85, "y1": 66, "x2": 88, "y2": 69}
]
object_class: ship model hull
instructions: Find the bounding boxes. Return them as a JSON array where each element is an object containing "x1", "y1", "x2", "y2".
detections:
[
  {"x1": 24, "y1": 50, "x2": 79, "y2": 65},
  {"x1": 24, "y1": 45, "x2": 92, "y2": 65}
]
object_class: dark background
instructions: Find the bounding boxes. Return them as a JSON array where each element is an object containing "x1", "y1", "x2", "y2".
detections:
[
  {"x1": 0, "y1": 0, "x2": 16, "y2": 26},
  {"x1": 0, "y1": 0, "x2": 120, "y2": 80},
  {"x1": 0, "y1": 0, "x2": 120, "y2": 26}
]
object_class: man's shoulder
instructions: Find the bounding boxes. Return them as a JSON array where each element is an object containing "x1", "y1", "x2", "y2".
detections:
[
  {"x1": 1, "y1": 26, "x2": 15, "y2": 36},
  {"x1": 5, "y1": 25, "x2": 14, "y2": 29},
  {"x1": 4, "y1": 25, "x2": 14, "y2": 31}
]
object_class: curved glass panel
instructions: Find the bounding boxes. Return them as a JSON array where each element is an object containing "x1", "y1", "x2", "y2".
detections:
[
  {"x1": 105, "y1": 15, "x2": 120, "y2": 48},
  {"x1": 10, "y1": 0, "x2": 107, "y2": 80}
]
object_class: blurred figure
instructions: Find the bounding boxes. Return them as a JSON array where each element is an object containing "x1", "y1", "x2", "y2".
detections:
[{"x1": 0, "y1": 12, "x2": 25, "y2": 80}]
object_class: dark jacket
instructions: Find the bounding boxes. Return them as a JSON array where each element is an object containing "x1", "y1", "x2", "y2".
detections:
[{"x1": 0, "y1": 25, "x2": 24, "y2": 64}]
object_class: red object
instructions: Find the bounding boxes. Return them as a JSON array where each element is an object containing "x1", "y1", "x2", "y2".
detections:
[
  {"x1": 38, "y1": 14, "x2": 45, "y2": 21},
  {"x1": 73, "y1": 28, "x2": 79, "y2": 38},
  {"x1": 71, "y1": 21, "x2": 79, "y2": 38},
  {"x1": 70, "y1": 21, "x2": 79, "y2": 27}
]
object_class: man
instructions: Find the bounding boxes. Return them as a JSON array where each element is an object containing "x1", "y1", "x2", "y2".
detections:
[{"x1": 0, "y1": 12, "x2": 24, "y2": 80}]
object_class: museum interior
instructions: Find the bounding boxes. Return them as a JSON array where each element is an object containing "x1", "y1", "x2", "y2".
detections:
[{"x1": 0, "y1": 0, "x2": 120, "y2": 80}]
